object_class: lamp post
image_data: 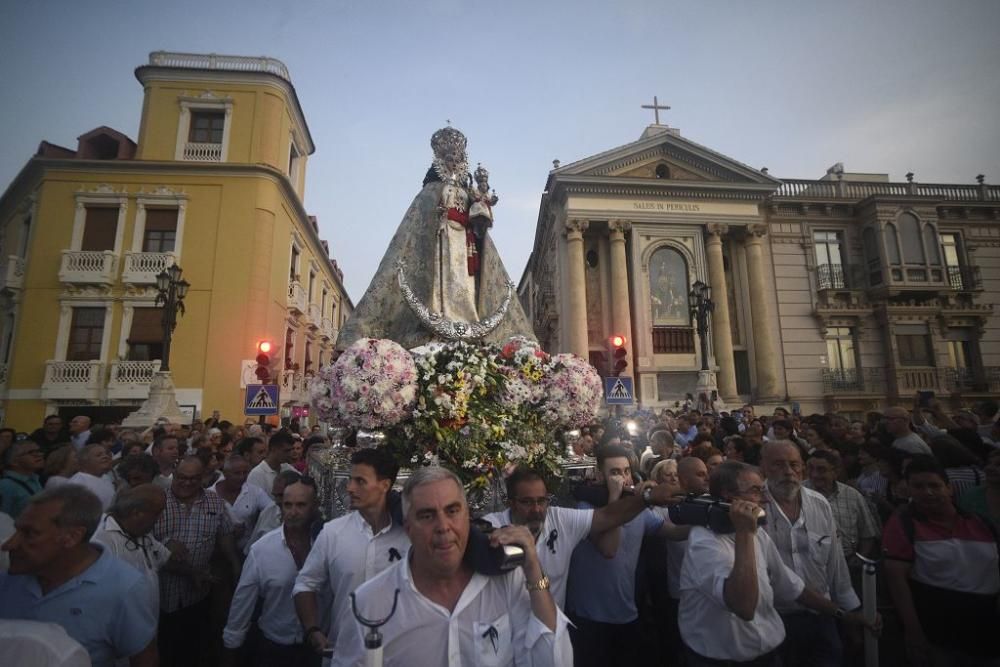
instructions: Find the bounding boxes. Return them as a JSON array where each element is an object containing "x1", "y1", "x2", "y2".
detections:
[
  {"x1": 690, "y1": 280, "x2": 713, "y2": 372},
  {"x1": 122, "y1": 263, "x2": 190, "y2": 427},
  {"x1": 155, "y1": 264, "x2": 189, "y2": 373}
]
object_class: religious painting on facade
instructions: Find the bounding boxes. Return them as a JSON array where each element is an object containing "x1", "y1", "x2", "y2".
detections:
[{"x1": 649, "y1": 247, "x2": 689, "y2": 325}]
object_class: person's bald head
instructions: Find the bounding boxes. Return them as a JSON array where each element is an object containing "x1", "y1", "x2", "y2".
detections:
[
  {"x1": 678, "y1": 456, "x2": 709, "y2": 494},
  {"x1": 110, "y1": 483, "x2": 166, "y2": 536}
]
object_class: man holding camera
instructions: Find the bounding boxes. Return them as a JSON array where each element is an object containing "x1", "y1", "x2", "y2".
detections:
[
  {"x1": 333, "y1": 466, "x2": 572, "y2": 666},
  {"x1": 679, "y1": 461, "x2": 878, "y2": 667},
  {"x1": 482, "y1": 464, "x2": 683, "y2": 610},
  {"x1": 761, "y1": 440, "x2": 862, "y2": 667}
]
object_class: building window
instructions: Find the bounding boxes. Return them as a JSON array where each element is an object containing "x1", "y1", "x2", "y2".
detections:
[
  {"x1": 898, "y1": 213, "x2": 924, "y2": 264},
  {"x1": 189, "y1": 111, "x2": 225, "y2": 144},
  {"x1": 142, "y1": 209, "x2": 178, "y2": 253},
  {"x1": 284, "y1": 327, "x2": 295, "y2": 368},
  {"x1": 885, "y1": 224, "x2": 901, "y2": 265},
  {"x1": 290, "y1": 246, "x2": 300, "y2": 282},
  {"x1": 649, "y1": 247, "x2": 689, "y2": 326},
  {"x1": 304, "y1": 342, "x2": 313, "y2": 372},
  {"x1": 308, "y1": 271, "x2": 315, "y2": 301},
  {"x1": 81, "y1": 207, "x2": 119, "y2": 251},
  {"x1": 814, "y1": 231, "x2": 845, "y2": 288},
  {"x1": 655, "y1": 164, "x2": 670, "y2": 179},
  {"x1": 127, "y1": 307, "x2": 163, "y2": 361},
  {"x1": 896, "y1": 330, "x2": 934, "y2": 367},
  {"x1": 826, "y1": 327, "x2": 857, "y2": 371},
  {"x1": 67, "y1": 307, "x2": 105, "y2": 361}
]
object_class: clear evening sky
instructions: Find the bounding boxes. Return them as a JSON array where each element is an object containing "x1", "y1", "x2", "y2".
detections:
[{"x1": 2, "y1": 0, "x2": 998, "y2": 302}]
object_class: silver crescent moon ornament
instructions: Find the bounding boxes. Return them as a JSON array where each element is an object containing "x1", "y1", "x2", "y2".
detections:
[{"x1": 396, "y1": 260, "x2": 512, "y2": 341}]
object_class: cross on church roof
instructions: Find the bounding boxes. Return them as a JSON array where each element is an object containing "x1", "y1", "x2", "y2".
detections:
[{"x1": 641, "y1": 96, "x2": 671, "y2": 125}]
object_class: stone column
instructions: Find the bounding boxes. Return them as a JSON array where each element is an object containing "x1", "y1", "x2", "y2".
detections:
[
  {"x1": 608, "y1": 220, "x2": 634, "y2": 379},
  {"x1": 705, "y1": 224, "x2": 738, "y2": 400},
  {"x1": 744, "y1": 223, "x2": 781, "y2": 400},
  {"x1": 564, "y1": 219, "x2": 589, "y2": 359}
]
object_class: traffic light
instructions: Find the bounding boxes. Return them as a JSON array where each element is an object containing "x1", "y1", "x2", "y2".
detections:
[
  {"x1": 609, "y1": 334, "x2": 628, "y2": 376},
  {"x1": 255, "y1": 340, "x2": 274, "y2": 383}
]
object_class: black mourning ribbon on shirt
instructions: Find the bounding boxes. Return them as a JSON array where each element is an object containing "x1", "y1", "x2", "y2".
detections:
[
  {"x1": 388, "y1": 547, "x2": 402, "y2": 562},
  {"x1": 546, "y1": 529, "x2": 558, "y2": 554},
  {"x1": 482, "y1": 625, "x2": 499, "y2": 654}
]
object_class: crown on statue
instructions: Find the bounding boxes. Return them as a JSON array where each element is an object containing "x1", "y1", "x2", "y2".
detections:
[
  {"x1": 431, "y1": 126, "x2": 468, "y2": 160},
  {"x1": 474, "y1": 163, "x2": 489, "y2": 185}
]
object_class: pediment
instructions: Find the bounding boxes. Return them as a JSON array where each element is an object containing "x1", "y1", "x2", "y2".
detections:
[{"x1": 553, "y1": 126, "x2": 779, "y2": 186}]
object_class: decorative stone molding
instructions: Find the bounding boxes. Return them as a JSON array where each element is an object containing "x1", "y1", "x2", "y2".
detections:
[
  {"x1": 706, "y1": 223, "x2": 730, "y2": 237},
  {"x1": 608, "y1": 219, "x2": 631, "y2": 236},
  {"x1": 564, "y1": 219, "x2": 589, "y2": 238}
]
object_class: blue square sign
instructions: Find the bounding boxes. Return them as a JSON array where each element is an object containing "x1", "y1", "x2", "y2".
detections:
[
  {"x1": 605, "y1": 377, "x2": 634, "y2": 405},
  {"x1": 245, "y1": 384, "x2": 280, "y2": 415}
]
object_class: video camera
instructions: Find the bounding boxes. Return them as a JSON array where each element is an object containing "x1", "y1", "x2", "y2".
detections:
[
  {"x1": 667, "y1": 494, "x2": 766, "y2": 534},
  {"x1": 468, "y1": 519, "x2": 525, "y2": 575}
]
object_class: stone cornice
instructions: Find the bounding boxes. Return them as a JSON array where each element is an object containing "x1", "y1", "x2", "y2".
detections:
[{"x1": 550, "y1": 175, "x2": 776, "y2": 202}]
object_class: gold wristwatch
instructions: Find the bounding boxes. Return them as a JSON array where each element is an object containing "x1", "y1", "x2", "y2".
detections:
[{"x1": 526, "y1": 575, "x2": 550, "y2": 592}]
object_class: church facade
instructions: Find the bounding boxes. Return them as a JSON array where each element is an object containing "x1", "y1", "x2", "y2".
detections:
[{"x1": 518, "y1": 124, "x2": 1000, "y2": 415}]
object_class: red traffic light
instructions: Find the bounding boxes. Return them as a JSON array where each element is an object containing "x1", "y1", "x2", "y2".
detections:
[
  {"x1": 257, "y1": 340, "x2": 273, "y2": 354},
  {"x1": 610, "y1": 335, "x2": 627, "y2": 348}
]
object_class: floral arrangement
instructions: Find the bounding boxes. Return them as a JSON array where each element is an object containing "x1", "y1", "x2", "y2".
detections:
[
  {"x1": 313, "y1": 337, "x2": 602, "y2": 487},
  {"x1": 308, "y1": 337, "x2": 417, "y2": 429}
]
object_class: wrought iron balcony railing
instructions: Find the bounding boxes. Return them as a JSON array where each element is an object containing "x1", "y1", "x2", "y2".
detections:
[{"x1": 821, "y1": 367, "x2": 886, "y2": 394}]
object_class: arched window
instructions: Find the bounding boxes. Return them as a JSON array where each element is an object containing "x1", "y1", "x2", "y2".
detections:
[
  {"x1": 923, "y1": 223, "x2": 941, "y2": 265},
  {"x1": 885, "y1": 224, "x2": 901, "y2": 265},
  {"x1": 655, "y1": 164, "x2": 671, "y2": 179},
  {"x1": 863, "y1": 227, "x2": 883, "y2": 285},
  {"x1": 649, "y1": 247, "x2": 688, "y2": 325},
  {"x1": 899, "y1": 213, "x2": 924, "y2": 263}
]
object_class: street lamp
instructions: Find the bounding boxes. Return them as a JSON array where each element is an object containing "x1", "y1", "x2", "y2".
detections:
[
  {"x1": 689, "y1": 280, "x2": 714, "y2": 372},
  {"x1": 155, "y1": 264, "x2": 189, "y2": 372}
]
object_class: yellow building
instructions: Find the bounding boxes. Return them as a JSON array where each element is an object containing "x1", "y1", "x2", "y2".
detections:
[{"x1": 0, "y1": 51, "x2": 352, "y2": 428}]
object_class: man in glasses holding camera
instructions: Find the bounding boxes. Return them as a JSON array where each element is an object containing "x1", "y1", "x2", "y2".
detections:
[
  {"x1": 482, "y1": 460, "x2": 682, "y2": 612},
  {"x1": 679, "y1": 461, "x2": 878, "y2": 667}
]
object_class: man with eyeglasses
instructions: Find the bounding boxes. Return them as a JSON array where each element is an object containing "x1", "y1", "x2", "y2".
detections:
[
  {"x1": 0, "y1": 440, "x2": 44, "y2": 518},
  {"x1": 153, "y1": 456, "x2": 242, "y2": 667},
  {"x1": 482, "y1": 464, "x2": 681, "y2": 612},
  {"x1": 760, "y1": 440, "x2": 868, "y2": 667}
]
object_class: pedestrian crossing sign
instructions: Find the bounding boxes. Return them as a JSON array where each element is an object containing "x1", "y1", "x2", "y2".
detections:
[
  {"x1": 245, "y1": 384, "x2": 280, "y2": 415},
  {"x1": 605, "y1": 377, "x2": 634, "y2": 405}
]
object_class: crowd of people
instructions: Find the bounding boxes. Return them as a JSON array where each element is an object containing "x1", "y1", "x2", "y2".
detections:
[{"x1": 0, "y1": 394, "x2": 997, "y2": 666}]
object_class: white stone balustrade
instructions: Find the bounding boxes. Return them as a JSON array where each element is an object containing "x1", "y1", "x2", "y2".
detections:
[
  {"x1": 59, "y1": 250, "x2": 118, "y2": 285},
  {"x1": 107, "y1": 360, "x2": 162, "y2": 400},
  {"x1": 0, "y1": 255, "x2": 25, "y2": 292},
  {"x1": 321, "y1": 316, "x2": 336, "y2": 340},
  {"x1": 280, "y1": 369, "x2": 309, "y2": 403},
  {"x1": 307, "y1": 303, "x2": 322, "y2": 329},
  {"x1": 41, "y1": 360, "x2": 105, "y2": 400},
  {"x1": 287, "y1": 281, "x2": 307, "y2": 315},
  {"x1": 149, "y1": 51, "x2": 291, "y2": 82},
  {"x1": 182, "y1": 142, "x2": 223, "y2": 162},
  {"x1": 122, "y1": 252, "x2": 175, "y2": 284}
]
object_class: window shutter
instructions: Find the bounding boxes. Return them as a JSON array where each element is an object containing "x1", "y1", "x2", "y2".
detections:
[
  {"x1": 81, "y1": 207, "x2": 118, "y2": 251},
  {"x1": 128, "y1": 308, "x2": 163, "y2": 344}
]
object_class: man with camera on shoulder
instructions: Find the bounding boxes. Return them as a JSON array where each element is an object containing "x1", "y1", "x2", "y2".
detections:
[
  {"x1": 332, "y1": 465, "x2": 572, "y2": 666},
  {"x1": 679, "y1": 461, "x2": 879, "y2": 667}
]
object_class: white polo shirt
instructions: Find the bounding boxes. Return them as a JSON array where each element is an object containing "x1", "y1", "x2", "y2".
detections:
[
  {"x1": 67, "y1": 472, "x2": 115, "y2": 511},
  {"x1": 293, "y1": 511, "x2": 410, "y2": 651},
  {"x1": 246, "y1": 459, "x2": 297, "y2": 496},
  {"x1": 91, "y1": 514, "x2": 170, "y2": 614},
  {"x1": 481, "y1": 506, "x2": 594, "y2": 609},
  {"x1": 679, "y1": 526, "x2": 805, "y2": 662},
  {"x1": 224, "y1": 525, "x2": 314, "y2": 648},
  {"x1": 332, "y1": 556, "x2": 572, "y2": 667}
]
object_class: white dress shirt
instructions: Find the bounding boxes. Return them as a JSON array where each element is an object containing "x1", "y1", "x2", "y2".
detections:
[
  {"x1": 213, "y1": 480, "x2": 274, "y2": 551},
  {"x1": 679, "y1": 526, "x2": 805, "y2": 662},
  {"x1": 332, "y1": 557, "x2": 572, "y2": 667},
  {"x1": 67, "y1": 471, "x2": 116, "y2": 511},
  {"x1": 223, "y1": 525, "x2": 313, "y2": 648},
  {"x1": 293, "y1": 511, "x2": 410, "y2": 651},
  {"x1": 91, "y1": 514, "x2": 171, "y2": 614},
  {"x1": 246, "y1": 459, "x2": 297, "y2": 496},
  {"x1": 244, "y1": 503, "x2": 281, "y2": 555},
  {"x1": 481, "y1": 507, "x2": 594, "y2": 609},
  {"x1": 763, "y1": 485, "x2": 860, "y2": 612}
]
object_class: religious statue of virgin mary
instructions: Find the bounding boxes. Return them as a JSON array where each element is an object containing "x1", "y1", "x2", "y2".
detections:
[{"x1": 336, "y1": 127, "x2": 534, "y2": 350}]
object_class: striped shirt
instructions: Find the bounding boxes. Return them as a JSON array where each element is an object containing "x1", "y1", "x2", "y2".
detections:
[
  {"x1": 152, "y1": 488, "x2": 233, "y2": 612},
  {"x1": 945, "y1": 466, "x2": 984, "y2": 502}
]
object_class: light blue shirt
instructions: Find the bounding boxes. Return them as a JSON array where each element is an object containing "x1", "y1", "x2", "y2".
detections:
[
  {"x1": 0, "y1": 544, "x2": 157, "y2": 667},
  {"x1": 566, "y1": 500, "x2": 664, "y2": 623}
]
